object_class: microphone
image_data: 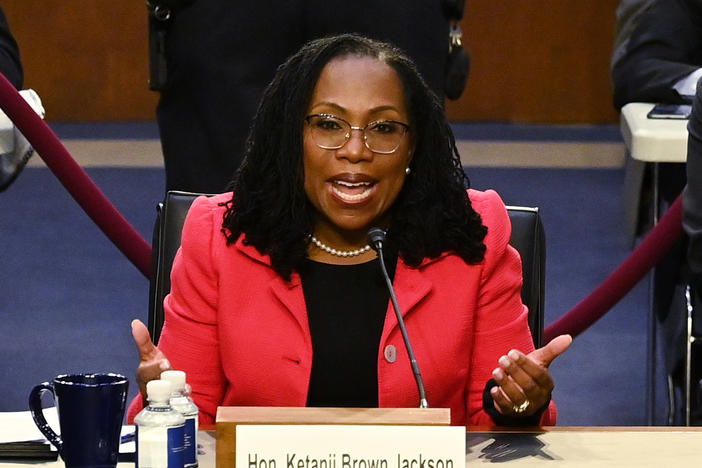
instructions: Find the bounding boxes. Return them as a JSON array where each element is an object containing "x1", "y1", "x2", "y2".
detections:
[{"x1": 367, "y1": 228, "x2": 429, "y2": 408}]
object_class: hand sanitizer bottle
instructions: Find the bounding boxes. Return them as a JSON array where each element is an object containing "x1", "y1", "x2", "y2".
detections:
[
  {"x1": 135, "y1": 379, "x2": 186, "y2": 468},
  {"x1": 161, "y1": 370, "x2": 199, "y2": 467}
]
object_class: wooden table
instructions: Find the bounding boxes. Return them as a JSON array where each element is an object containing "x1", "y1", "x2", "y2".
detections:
[
  {"x1": 465, "y1": 426, "x2": 702, "y2": 467},
  {"x1": 3, "y1": 415, "x2": 702, "y2": 468}
]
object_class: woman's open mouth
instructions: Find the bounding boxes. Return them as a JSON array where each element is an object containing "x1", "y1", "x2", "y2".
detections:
[{"x1": 330, "y1": 179, "x2": 375, "y2": 203}]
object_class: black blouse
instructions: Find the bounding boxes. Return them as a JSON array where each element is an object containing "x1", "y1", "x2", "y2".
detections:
[{"x1": 301, "y1": 257, "x2": 396, "y2": 407}]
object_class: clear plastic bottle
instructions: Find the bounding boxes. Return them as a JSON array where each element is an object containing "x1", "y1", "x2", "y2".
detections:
[
  {"x1": 135, "y1": 380, "x2": 186, "y2": 468},
  {"x1": 161, "y1": 370, "x2": 199, "y2": 467}
]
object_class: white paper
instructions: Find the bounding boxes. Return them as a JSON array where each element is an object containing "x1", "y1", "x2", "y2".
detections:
[
  {"x1": 0, "y1": 408, "x2": 135, "y2": 453},
  {"x1": 236, "y1": 425, "x2": 465, "y2": 468},
  {"x1": 0, "y1": 407, "x2": 59, "y2": 444}
]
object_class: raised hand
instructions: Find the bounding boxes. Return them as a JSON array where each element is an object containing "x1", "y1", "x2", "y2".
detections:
[
  {"x1": 490, "y1": 334, "x2": 572, "y2": 416},
  {"x1": 131, "y1": 319, "x2": 172, "y2": 399}
]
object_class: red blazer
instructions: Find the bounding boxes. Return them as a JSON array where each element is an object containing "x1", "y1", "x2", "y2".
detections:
[{"x1": 127, "y1": 189, "x2": 557, "y2": 426}]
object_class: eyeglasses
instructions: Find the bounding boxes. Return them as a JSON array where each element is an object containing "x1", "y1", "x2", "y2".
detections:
[{"x1": 305, "y1": 113, "x2": 410, "y2": 154}]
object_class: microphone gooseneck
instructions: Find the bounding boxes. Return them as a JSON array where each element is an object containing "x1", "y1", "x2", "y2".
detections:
[{"x1": 367, "y1": 228, "x2": 429, "y2": 408}]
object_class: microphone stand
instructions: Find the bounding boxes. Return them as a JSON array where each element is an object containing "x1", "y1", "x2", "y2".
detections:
[{"x1": 369, "y1": 229, "x2": 429, "y2": 408}]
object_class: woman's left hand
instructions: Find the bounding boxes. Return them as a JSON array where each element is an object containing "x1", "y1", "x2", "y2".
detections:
[{"x1": 490, "y1": 334, "x2": 573, "y2": 417}]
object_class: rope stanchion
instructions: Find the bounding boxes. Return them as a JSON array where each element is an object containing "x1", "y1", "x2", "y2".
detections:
[
  {"x1": 544, "y1": 194, "x2": 684, "y2": 342},
  {"x1": 0, "y1": 73, "x2": 152, "y2": 278},
  {"x1": 0, "y1": 70, "x2": 687, "y2": 338}
]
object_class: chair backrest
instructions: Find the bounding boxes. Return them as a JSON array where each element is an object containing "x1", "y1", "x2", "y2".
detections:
[
  {"x1": 148, "y1": 191, "x2": 203, "y2": 344},
  {"x1": 148, "y1": 192, "x2": 546, "y2": 347},
  {"x1": 505, "y1": 206, "x2": 546, "y2": 347}
]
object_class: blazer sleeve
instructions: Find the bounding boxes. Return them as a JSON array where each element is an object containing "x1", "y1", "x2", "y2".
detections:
[
  {"x1": 127, "y1": 195, "x2": 226, "y2": 424},
  {"x1": 466, "y1": 189, "x2": 556, "y2": 426},
  {"x1": 612, "y1": 0, "x2": 702, "y2": 109}
]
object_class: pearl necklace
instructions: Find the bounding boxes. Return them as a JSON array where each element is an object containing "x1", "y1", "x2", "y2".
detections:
[{"x1": 310, "y1": 235, "x2": 371, "y2": 257}]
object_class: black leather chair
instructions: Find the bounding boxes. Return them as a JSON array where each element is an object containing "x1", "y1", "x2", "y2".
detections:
[
  {"x1": 148, "y1": 191, "x2": 205, "y2": 344},
  {"x1": 148, "y1": 191, "x2": 546, "y2": 347},
  {"x1": 505, "y1": 205, "x2": 546, "y2": 348}
]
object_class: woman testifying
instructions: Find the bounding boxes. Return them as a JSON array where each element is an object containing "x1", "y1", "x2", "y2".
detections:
[{"x1": 128, "y1": 35, "x2": 571, "y2": 426}]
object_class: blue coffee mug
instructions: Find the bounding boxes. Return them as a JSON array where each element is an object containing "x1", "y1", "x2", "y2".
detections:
[{"x1": 28, "y1": 373, "x2": 129, "y2": 468}]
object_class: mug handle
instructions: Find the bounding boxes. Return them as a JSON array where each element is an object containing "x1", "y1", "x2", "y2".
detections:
[{"x1": 28, "y1": 382, "x2": 62, "y2": 452}]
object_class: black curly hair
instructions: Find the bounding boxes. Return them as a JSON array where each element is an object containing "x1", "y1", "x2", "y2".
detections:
[{"x1": 221, "y1": 34, "x2": 486, "y2": 280}]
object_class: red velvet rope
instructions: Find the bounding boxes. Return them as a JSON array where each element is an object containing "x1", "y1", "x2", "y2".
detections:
[
  {"x1": 0, "y1": 72, "x2": 686, "y2": 341},
  {"x1": 0, "y1": 73, "x2": 151, "y2": 278},
  {"x1": 544, "y1": 194, "x2": 683, "y2": 342}
]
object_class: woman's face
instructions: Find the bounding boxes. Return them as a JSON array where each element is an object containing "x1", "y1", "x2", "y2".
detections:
[{"x1": 303, "y1": 55, "x2": 413, "y2": 246}]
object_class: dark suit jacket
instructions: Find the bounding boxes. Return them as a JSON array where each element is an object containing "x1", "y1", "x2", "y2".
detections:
[
  {"x1": 0, "y1": 7, "x2": 22, "y2": 89},
  {"x1": 612, "y1": 0, "x2": 702, "y2": 110},
  {"x1": 156, "y1": 1, "x2": 451, "y2": 193},
  {"x1": 685, "y1": 79, "x2": 702, "y2": 284}
]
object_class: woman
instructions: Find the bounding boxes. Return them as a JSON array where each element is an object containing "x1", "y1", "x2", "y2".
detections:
[{"x1": 129, "y1": 34, "x2": 571, "y2": 426}]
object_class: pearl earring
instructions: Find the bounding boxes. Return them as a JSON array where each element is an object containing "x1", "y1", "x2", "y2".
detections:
[{"x1": 405, "y1": 167, "x2": 411, "y2": 175}]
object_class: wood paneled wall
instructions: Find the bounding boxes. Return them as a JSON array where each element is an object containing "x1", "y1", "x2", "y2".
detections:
[
  {"x1": 2, "y1": 1, "x2": 619, "y2": 123},
  {"x1": 449, "y1": 1, "x2": 620, "y2": 123},
  {"x1": 2, "y1": 0, "x2": 158, "y2": 121}
]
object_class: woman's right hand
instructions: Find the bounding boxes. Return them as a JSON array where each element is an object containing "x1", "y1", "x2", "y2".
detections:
[{"x1": 131, "y1": 319, "x2": 172, "y2": 400}]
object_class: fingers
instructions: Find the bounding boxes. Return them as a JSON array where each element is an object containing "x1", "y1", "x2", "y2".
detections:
[
  {"x1": 136, "y1": 355, "x2": 172, "y2": 397},
  {"x1": 490, "y1": 384, "x2": 521, "y2": 415},
  {"x1": 529, "y1": 334, "x2": 573, "y2": 367},
  {"x1": 131, "y1": 319, "x2": 171, "y2": 399},
  {"x1": 490, "y1": 335, "x2": 572, "y2": 416},
  {"x1": 501, "y1": 349, "x2": 554, "y2": 389},
  {"x1": 131, "y1": 319, "x2": 154, "y2": 355},
  {"x1": 491, "y1": 351, "x2": 552, "y2": 416},
  {"x1": 132, "y1": 319, "x2": 162, "y2": 362},
  {"x1": 505, "y1": 351, "x2": 553, "y2": 389}
]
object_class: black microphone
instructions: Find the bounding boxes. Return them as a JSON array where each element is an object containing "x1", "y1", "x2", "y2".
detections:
[{"x1": 367, "y1": 228, "x2": 429, "y2": 408}]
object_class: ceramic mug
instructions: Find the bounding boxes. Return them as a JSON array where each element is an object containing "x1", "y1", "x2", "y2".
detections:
[{"x1": 28, "y1": 373, "x2": 129, "y2": 468}]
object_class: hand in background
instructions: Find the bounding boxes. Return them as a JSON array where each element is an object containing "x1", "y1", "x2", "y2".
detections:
[
  {"x1": 131, "y1": 319, "x2": 172, "y2": 399},
  {"x1": 490, "y1": 334, "x2": 573, "y2": 416}
]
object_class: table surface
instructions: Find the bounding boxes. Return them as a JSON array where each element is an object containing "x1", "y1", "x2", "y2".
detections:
[
  {"x1": 3, "y1": 421, "x2": 702, "y2": 467},
  {"x1": 620, "y1": 102, "x2": 689, "y2": 163},
  {"x1": 465, "y1": 426, "x2": 702, "y2": 467}
]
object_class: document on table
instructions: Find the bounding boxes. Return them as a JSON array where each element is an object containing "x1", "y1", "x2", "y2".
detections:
[
  {"x1": 0, "y1": 408, "x2": 58, "y2": 460},
  {"x1": 0, "y1": 407, "x2": 59, "y2": 443},
  {"x1": 0, "y1": 408, "x2": 135, "y2": 458}
]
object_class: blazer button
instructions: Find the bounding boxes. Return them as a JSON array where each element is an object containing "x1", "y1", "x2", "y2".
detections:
[{"x1": 384, "y1": 345, "x2": 397, "y2": 363}]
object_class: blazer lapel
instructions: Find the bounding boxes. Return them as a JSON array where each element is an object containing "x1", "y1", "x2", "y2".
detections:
[
  {"x1": 235, "y1": 238, "x2": 311, "y2": 337},
  {"x1": 269, "y1": 271, "x2": 311, "y2": 338},
  {"x1": 381, "y1": 259, "x2": 433, "y2": 341}
]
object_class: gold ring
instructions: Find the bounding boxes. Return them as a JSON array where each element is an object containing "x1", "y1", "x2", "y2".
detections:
[{"x1": 513, "y1": 400, "x2": 530, "y2": 414}]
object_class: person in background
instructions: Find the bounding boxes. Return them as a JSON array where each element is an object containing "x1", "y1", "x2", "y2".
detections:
[
  {"x1": 0, "y1": 7, "x2": 22, "y2": 89},
  {"x1": 687, "y1": 79, "x2": 702, "y2": 305},
  {"x1": 682, "y1": 77, "x2": 702, "y2": 425},
  {"x1": 609, "y1": 0, "x2": 655, "y2": 75},
  {"x1": 147, "y1": 1, "x2": 467, "y2": 193},
  {"x1": 611, "y1": 0, "x2": 694, "y2": 241},
  {"x1": 612, "y1": 0, "x2": 702, "y2": 424},
  {"x1": 0, "y1": 6, "x2": 25, "y2": 191},
  {"x1": 127, "y1": 34, "x2": 571, "y2": 427},
  {"x1": 612, "y1": 0, "x2": 702, "y2": 109}
]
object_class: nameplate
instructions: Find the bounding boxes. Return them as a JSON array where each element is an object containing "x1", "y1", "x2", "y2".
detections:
[{"x1": 236, "y1": 425, "x2": 465, "y2": 468}]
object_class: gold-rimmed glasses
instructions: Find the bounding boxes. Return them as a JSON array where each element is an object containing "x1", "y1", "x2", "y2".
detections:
[{"x1": 305, "y1": 113, "x2": 410, "y2": 154}]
